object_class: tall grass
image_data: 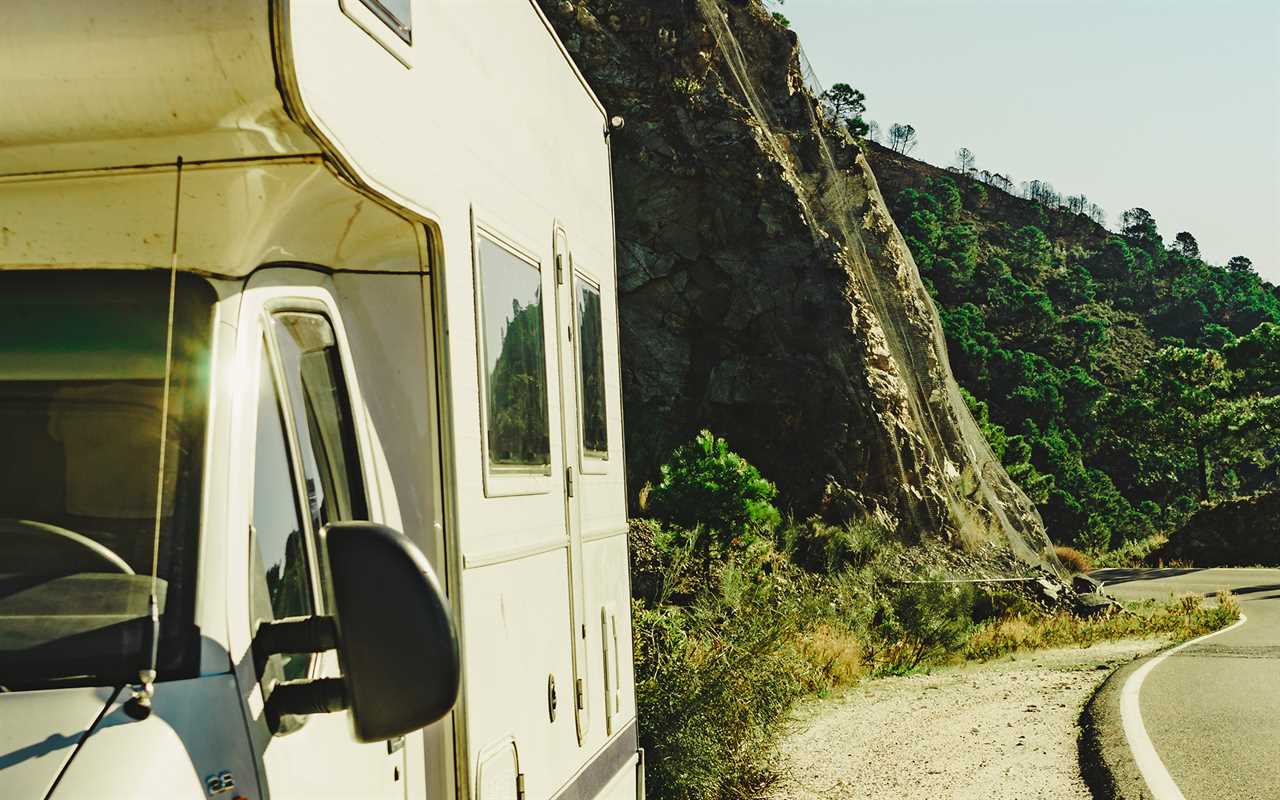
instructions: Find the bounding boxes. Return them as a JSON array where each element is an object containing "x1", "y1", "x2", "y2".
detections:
[
  {"x1": 630, "y1": 432, "x2": 1241, "y2": 799},
  {"x1": 964, "y1": 592, "x2": 1238, "y2": 661},
  {"x1": 631, "y1": 517, "x2": 1242, "y2": 800}
]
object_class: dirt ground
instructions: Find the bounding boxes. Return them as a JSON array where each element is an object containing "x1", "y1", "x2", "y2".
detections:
[{"x1": 768, "y1": 639, "x2": 1167, "y2": 800}]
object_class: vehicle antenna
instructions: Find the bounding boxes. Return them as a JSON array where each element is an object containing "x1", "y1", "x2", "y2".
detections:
[{"x1": 124, "y1": 155, "x2": 184, "y2": 721}]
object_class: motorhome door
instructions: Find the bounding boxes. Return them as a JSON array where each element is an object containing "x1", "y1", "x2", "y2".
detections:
[
  {"x1": 553, "y1": 227, "x2": 592, "y2": 744},
  {"x1": 233, "y1": 269, "x2": 404, "y2": 799}
]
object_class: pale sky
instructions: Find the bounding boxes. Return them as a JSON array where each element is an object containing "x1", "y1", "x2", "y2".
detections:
[{"x1": 782, "y1": 0, "x2": 1280, "y2": 282}]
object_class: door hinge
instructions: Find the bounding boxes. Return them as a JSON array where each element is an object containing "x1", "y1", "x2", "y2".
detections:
[
  {"x1": 555, "y1": 254, "x2": 565, "y2": 285},
  {"x1": 575, "y1": 678, "x2": 586, "y2": 710},
  {"x1": 517, "y1": 772, "x2": 527, "y2": 800},
  {"x1": 565, "y1": 465, "x2": 575, "y2": 497}
]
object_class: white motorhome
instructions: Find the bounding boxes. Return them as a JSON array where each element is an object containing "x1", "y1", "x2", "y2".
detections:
[{"x1": 0, "y1": 2, "x2": 640, "y2": 799}]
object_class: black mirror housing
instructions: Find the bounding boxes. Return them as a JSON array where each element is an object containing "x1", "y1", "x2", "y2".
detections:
[{"x1": 321, "y1": 521, "x2": 460, "y2": 742}]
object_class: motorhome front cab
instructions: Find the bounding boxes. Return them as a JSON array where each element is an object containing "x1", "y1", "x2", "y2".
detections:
[{"x1": 0, "y1": 2, "x2": 639, "y2": 799}]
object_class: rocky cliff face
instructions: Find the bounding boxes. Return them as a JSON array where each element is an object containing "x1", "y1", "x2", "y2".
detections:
[{"x1": 541, "y1": 0, "x2": 1055, "y2": 564}]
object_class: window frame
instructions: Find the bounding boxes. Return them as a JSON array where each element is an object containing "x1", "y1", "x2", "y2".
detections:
[
  {"x1": 339, "y1": 0, "x2": 414, "y2": 68},
  {"x1": 471, "y1": 217, "x2": 556, "y2": 498},
  {"x1": 247, "y1": 297, "x2": 376, "y2": 680},
  {"x1": 572, "y1": 268, "x2": 611, "y2": 474},
  {"x1": 270, "y1": 311, "x2": 370, "y2": 525}
]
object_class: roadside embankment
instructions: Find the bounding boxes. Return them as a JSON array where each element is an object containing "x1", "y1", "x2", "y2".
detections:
[
  {"x1": 768, "y1": 640, "x2": 1168, "y2": 800},
  {"x1": 1153, "y1": 491, "x2": 1280, "y2": 567}
]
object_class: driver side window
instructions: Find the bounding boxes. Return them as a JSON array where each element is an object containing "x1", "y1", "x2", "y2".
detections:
[
  {"x1": 249, "y1": 311, "x2": 370, "y2": 689},
  {"x1": 250, "y1": 344, "x2": 314, "y2": 683}
]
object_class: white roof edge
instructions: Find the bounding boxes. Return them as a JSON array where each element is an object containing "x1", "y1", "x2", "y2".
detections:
[{"x1": 526, "y1": 0, "x2": 609, "y2": 122}]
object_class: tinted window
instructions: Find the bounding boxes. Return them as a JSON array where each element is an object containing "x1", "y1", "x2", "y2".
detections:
[
  {"x1": 271, "y1": 312, "x2": 367, "y2": 603},
  {"x1": 0, "y1": 271, "x2": 212, "y2": 689},
  {"x1": 272, "y1": 313, "x2": 367, "y2": 530},
  {"x1": 576, "y1": 278, "x2": 608, "y2": 457},
  {"x1": 250, "y1": 347, "x2": 313, "y2": 681},
  {"x1": 359, "y1": 0, "x2": 412, "y2": 44},
  {"x1": 477, "y1": 235, "x2": 551, "y2": 469}
]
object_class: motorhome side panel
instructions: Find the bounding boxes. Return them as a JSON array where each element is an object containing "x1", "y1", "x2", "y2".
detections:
[
  {"x1": 279, "y1": 3, "x2": 636, "y2": 798},
  {"x1": 330, "y1": 269, "x2": 456, "y2": 800}
]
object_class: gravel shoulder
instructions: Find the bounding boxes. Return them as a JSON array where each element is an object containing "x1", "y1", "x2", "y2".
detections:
[{"x1": 768, "y1": 639, "x2": 1169, "y2": 800}]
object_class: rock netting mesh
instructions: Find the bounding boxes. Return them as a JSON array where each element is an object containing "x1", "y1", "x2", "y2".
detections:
[{"x1": 541, "y1": 0, "x2": 1060, "y2": 569}]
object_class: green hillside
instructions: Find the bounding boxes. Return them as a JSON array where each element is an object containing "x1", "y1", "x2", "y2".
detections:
[{"x1": 865, "y1": 142, "x2": 1280, "y2": 554}]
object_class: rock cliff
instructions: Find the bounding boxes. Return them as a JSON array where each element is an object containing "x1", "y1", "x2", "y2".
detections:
[{"x1": 540, "y1": 0, "x2": 1056, "y2": 565}]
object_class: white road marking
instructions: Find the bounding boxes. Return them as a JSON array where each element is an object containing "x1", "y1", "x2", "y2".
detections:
[{"x1": 1120, "y1": 612, "x2": 1249, "y2": 800}]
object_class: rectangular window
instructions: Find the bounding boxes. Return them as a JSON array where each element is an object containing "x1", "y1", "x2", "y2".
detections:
[
  {"x1": 476, "y1": 234, "x2": 551, "y2": 471},
  {"x1": 576, "y1": 277, "x2": 608, "y2": 458},
  {"x1": 358, "y1": 0, "x2": 411, "y2": 44}
]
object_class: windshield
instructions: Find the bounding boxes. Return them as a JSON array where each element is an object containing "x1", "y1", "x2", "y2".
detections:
[{"x1": 0, "y1": 271, "x2": 213, "y2": 690}]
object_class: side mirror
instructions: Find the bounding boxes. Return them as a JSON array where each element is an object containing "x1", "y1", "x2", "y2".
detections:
[{"x1": 323, "y1": 522, "x2": 459, "y2": 742}]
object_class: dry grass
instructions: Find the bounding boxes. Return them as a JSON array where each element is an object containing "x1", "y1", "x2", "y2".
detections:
[
  {"x1": 1092, "y1": 533, "x2": 1168, "y2": 568},
  {"x1": 963, "y1": 594, "x2": 1239, "y2": 662},
  {"x1": 794, "y1": 623, "x2": 867, "y2": 691},
  {"x1": 1215, "y1": 589, "x2": 1240, "y2": 617},
  {"x1": 1173, "y1": 592, "x2": 1203, "y2": 617},
  {"x1": 1053, "y1": 546, "x2": 1093, "y2": 574}
]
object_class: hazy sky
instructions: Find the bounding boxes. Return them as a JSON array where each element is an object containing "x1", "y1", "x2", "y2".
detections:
[{"x1": 783, "y1": 0, "x2": 1280, "y2": 282}]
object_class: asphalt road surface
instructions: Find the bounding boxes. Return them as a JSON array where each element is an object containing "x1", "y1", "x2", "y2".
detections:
[{"x1": 1090, "y1": 567, "x2": 1280, "y2": 799}]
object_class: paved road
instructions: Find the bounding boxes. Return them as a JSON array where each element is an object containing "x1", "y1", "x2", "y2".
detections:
[{"x1": 1090, "y1": 567, "x2": 1280, "y2": 799}]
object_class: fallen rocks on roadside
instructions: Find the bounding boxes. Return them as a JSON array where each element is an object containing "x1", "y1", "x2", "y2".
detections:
[
  {"x1": 1072, "y1": 573, "x2": 1103, "y2": 594},
  {"x1": 1073, "y1": 591, "x2": 1123, "y2": 617}
]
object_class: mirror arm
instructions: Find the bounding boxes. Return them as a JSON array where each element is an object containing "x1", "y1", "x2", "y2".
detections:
[
  {"x1": 265, "y1": 677, "x2": 349, "y2": 732},
  {"x1": 254, "y1": 615, "x2": 338, "y2": 657}
]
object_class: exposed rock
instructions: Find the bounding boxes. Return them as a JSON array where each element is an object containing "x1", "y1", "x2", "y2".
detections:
[
  {"x1": 539, "y1": 0, "x2": 1056, "y2": 567},
  {"x1": 1073, "y1": 592, "x2": 1122, "y2": 618},
  {"x1": 1072, "y1": 573, "x2": 1103, "y2": 593}
]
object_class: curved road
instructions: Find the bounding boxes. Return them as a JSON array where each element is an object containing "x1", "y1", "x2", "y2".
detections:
[{"x1": 1091, "y1": 567, "x2": 1280, "y2": 799}]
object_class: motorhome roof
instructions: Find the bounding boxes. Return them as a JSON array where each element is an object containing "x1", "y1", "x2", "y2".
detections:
[{"x1": 0, "y1": 0, "x2": 606, "y2": 178}]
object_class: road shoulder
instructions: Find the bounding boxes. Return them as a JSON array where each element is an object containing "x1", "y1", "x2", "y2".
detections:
[
  {"x1": 769, "y1": 639, "x2": 1169, "y2": 800},
  {"x1": 1078, "y1": 657, "x2": 1149, "y2": 800}
]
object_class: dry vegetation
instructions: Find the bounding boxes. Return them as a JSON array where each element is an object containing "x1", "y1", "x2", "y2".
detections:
[
  {"x1": 1053, "y1": 545, "x2": 1093, "y2": 573},
  {"x1": 630, "y1": 431, "x2": 1242, "y2": 800},
  {"x1": 631, "y1": 516, "x2": 1241, "y2": 799}
]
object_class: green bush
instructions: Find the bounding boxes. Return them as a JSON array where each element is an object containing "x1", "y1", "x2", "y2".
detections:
[
  {"x1": 871, "y1": 575, "x2": 976, "y2": 674},
  {"x1": 648, "y1": 430, "x2": 781, "y2": 553},
  {"x1": 970, "y1": 583, "x2": 1037, "y2": 623},
  {"x1": 632, "y1": 556, "x2": 809, "y2": 799},
  {"x1": 780, "y1": 514, "x2": 889, "y2": 574}
]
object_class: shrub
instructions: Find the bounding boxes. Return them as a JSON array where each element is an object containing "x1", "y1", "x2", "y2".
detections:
[
  {"x1": 871, "y1": 575, "x2": 976, "y2": 673},
  {"x1": 648, "y1": 430, "x2": 781, "y2": 556},
  {"x1": 780, "y1": 514, "x2": 889, "y2": 574},
  {"x1": 633, "y1": 566, "x2": 807, "y2": 799},
  {"x1": 1173, "y1": 592, "x2": 1202, "y2": 617},
  {"x1": 1075, "y1": 516, "x2": 1113, "y2": 552},
  {"x1": 1053, "y1": 545, "x2": 1093, "y2": 574},
  {"x1": 1092, "y1": 533, "x2": 1166, "y2": 568},
  {"x1": 963, "y1": 593, "x2": 1240, "y2": 662},
  {"x1": 971, "y1": 583, "x2": 1037, "y2": 623},
  {"x1": 1215, "y1": 589, "x2": 1240, "y2": 617}
]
